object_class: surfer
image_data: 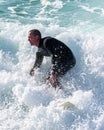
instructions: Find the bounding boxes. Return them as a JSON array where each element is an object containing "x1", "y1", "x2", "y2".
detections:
[{"x1": 28, "y1": 29, "x2": 76, "y2": 88}]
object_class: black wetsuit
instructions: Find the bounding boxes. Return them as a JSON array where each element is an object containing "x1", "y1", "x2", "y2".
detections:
[{"x1": 33, "y1": 37, "x2": 76, "y2": 77}]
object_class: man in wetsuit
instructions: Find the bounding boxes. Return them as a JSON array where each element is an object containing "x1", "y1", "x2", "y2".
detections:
[{"x1": 28, "y1": 29, "x2": 76, "y2": 88}]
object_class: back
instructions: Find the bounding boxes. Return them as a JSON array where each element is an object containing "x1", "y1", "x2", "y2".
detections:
[{"x1": 44, "y1": 37, "x2": 75, "y2": 62}]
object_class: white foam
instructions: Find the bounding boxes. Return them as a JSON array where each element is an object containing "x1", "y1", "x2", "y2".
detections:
[
  {"x1": 70, "y1": 90, "x2": 93, "y2": 110},
  {"x1": 0, "y1": 17, "x2": 104, "y2": 130},
  {"x1": 40, "y1": 0, "x2": 63, "y2": 9},
  {"x1": 94, "y1": 111, "x2": 104, "y2": 130},
  {"x1": 12, "y1": 84, "x2": 54, "y2": 107},
  {"x1": 80, "y1": 5, "x2": 104, "y2": 16}
]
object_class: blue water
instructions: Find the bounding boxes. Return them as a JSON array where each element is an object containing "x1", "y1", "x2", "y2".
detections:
[{"x1": 0, "y1": 0, "x2": 104, "y2": 130}]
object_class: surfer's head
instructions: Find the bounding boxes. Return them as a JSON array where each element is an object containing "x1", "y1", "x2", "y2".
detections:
[{"x1": 28, "y1": 29, "x2": 41, "y2": 47}]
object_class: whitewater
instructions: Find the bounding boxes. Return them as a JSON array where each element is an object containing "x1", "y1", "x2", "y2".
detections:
[{"x1": 0, "y1": 0, "x2": 104, "y2": 130}]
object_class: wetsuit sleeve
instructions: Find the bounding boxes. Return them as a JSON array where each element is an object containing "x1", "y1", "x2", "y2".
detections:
[
  {"x1": 44, "y1": 38, "x2": 59, "y2": 75},
  {"x1": 33, "y1": 52, "x2": 44, "y2": 69}
]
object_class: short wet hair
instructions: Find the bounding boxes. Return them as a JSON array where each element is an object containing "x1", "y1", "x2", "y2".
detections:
[{"x1": 29, "y1": 29, "x2": 41, "y2": 38}]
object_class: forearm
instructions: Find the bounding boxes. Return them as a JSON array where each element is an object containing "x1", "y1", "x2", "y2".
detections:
[
  {"x1": 32, "y1": 52, "x2": 43, "y2": 69},
  {"x1": 50, "y1": 62, "x2": 59, "y2": 76},
  {"x1": 30, "y1": 52, "x2": 43, "y2": 76}
]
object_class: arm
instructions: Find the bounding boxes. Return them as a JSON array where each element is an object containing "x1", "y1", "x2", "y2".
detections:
[
  {"x1": 33, "y1": 52, "x2": 44, "y2": 68},
  {"x1": 30, "y1": 52, "x2": 44, "y2": 76}
]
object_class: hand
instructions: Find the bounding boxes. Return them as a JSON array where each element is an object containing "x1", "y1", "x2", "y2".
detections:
[
  {"x1": 49, "y1": 74, "x2": 57, "y2": 84},
  {"x1": 30, "y1": 68, "x2": 35, "y2": 76}
]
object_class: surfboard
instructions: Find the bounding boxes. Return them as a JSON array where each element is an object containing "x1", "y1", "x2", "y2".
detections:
[{"x1": 54, "y1": 100, "x2": 76, "y2": 110}]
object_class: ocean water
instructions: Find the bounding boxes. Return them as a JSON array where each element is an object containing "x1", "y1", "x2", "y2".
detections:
[{"x1": 0, "y1": 0, "x2": 104, "y2": 130}]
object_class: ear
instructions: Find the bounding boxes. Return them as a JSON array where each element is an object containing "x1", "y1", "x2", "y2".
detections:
[{"x1": 35, "y1": 35, "x2": 40, "y2": 41}]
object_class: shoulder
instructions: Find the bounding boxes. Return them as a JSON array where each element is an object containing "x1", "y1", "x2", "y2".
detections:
[
  {"x1": 43, "y1": 37, "x2": 53, "y2": 47},
  {"x1": 43, "y1": 36, "x2": 53, "y2": 42}
]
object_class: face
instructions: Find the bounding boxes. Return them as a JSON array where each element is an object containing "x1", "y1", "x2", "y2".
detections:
[{"x1": 28, "y1": 32, "x2": 40, "y2": 47}]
